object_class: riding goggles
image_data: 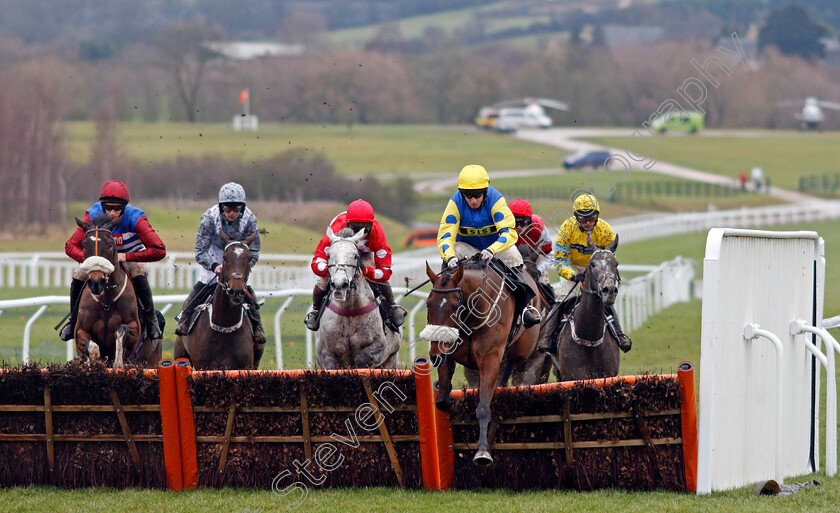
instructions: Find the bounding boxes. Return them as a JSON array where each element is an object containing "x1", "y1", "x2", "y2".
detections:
[
  {"x1": 101, "y1": 202, "x2": 125, "y2": 213},
  {"x1": 460, "y1": 188, "x2": 487, "y2": 200},
  {"x1": 515, "y1": 217, "x2": 532, "y2": 228},
  {"x1": 347, "y1": 222, "x2": 372, "y2": 234},
  {"x1": 575, "y1": 212, "x2": 599, "y2": 224},
  {"x1": 221, "y1": 204, "x2": 243, "y2": 213}
]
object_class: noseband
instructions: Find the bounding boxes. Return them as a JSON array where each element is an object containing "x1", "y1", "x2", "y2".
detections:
[
  {"x1": 219, "y1": 241, "x2": 252, "y2": 301},
  {"x1": 327, "y1": 245, "x2": 363, "y2": 288},
  {"x1": 84, "y1": 228, "x2": 123, "y2": 294},
  {"x1": 582, "y1": 250, "x2": 620, "y2": 300}
]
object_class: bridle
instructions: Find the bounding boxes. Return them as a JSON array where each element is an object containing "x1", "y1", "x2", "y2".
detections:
[
  {"x1": 581, "y1": 249, "x2": 620, "y2": 300},
  {"x1": 327, "y1": 240, "x2": 364, "y2": 290},
  {"x1": 84, "y1": 228, "x2": 125, "y2": 299},
  {"x1": 218, "y1": 241, "x2": 252, "y2": 303}
]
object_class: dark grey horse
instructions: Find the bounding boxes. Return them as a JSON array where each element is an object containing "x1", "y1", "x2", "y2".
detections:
[{"x1": 549, "y1": 235, "x2": 621, "y2": 381}]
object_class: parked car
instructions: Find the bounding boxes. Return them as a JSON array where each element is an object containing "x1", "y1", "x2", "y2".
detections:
[{"x1": 562, "y1": 150, "x2": 611, "y2": 170}]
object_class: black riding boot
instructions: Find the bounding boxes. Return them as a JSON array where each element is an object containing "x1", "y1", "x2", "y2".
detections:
[
  {"x1": 304, "y1": 285, "x2": 328, "y2": 331},
  {"x1": 245, "y1": 285, "x2": 266, "y2": 345},
  {"x1": 175, "y1": 282, "x2": 205, "y2": 336},
  {"x1": 133, "y1": 275, "x2": 162, "y2": 340},
  {"x1": 606, "y1": 304, "x2": 632, "y2": 352},
  {"x1": 509, "y1": 265, "x2": 541, "y2": 328},
  {"x1": 538, "y1": 303, "x2": 562, "y2": 353},
  {"x1": 59, "y1": 278, "x2": 86, "y2": 341},
  {"x1": 378, "y1": 282, "x2": 405, "y2": 327}
]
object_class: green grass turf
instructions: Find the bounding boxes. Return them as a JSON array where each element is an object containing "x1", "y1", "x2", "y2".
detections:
[
  {"x1": 583, "y1": 131, "x2": 840, "y2": 192},
  {"x1": 2, "y1": 473, "x2": 839, "y2": 512},
  {"x1": 64, "y1": 122, "x2": 566, "y2": 176}
]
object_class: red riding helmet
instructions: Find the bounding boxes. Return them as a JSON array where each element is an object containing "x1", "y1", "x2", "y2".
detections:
[
  {"x1": 508, "y1": 199, "x2": 532, "y2": 218},
  {"x1": 99, "y1": 180, "x2": 130, "y2": 204},
  {"x1": 346, "y1": 199, "x2": 375, "y2": 223}
]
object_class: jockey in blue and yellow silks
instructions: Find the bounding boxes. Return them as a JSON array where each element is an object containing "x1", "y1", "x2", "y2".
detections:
[{"x1": 436, "y1": 164, "x2": 541, "y2": 328}]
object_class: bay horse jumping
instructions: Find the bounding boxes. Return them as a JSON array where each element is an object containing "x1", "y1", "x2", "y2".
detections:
[
  {"x1": 74, "y1": 215, "x2": 160, "y2": 368},
  {"x1": 174, "y1": 233, "x2": 260, "y2": 369},
  {"x1": 421, "y1": 255, "x2": 541, "y2": 465},
  {"x1": 316, "y1": 228, "x2": 400, "y2": 369},
  {"x1": 547, "y1": 235, "x2": 621, "y2": 382},
  {"x1": 463, "y1": 244, "x2": 553, "y2": 387}
]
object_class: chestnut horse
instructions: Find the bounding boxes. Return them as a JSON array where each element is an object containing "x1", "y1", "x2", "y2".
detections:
[
  {"x1": 74, "y1": 215, "x2": 160, "y2": 367},
  {"x1": 174, "y1": 234, "x2": 260, "y2": 369},
  {"x1": 421, "y1": 255, "x2": 541, "y2": 465},
  {"x1": 548, "y1": 235, "x2": 621, "y2": 381}
]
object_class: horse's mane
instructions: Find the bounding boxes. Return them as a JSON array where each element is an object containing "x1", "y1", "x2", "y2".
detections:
[
  {"x1": 90, "y1": 213, "x2": 117, "y2": 230},
  {"x1": 336, "y1": 227, "x2": 355, "y2": 238}
]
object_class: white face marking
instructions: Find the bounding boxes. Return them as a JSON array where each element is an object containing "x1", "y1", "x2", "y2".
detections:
[
  {"x1": 439, "y1": 298, "x2": 448, "y2": 309},
  {"x1": 233, "y1": 246, "x2": 245, "y2": 257}
]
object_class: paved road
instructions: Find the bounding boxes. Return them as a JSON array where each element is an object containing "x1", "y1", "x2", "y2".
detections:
[{"x1": 514, "y1": 128, "x2": 821, "y2": 205}]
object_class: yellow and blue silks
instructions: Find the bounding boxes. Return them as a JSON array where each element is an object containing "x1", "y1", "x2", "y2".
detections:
[{"x1": 436, "y1": 186, "x2": 517, "y2": 263}]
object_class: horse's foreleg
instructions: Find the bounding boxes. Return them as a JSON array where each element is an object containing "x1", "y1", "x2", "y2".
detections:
[
  {"x1": 474, "y1": 351, "x2": 503, "y2": 466},
  {"x1": 434, "y1": 353, "x2": 455, "y2": 413},
  {"x1": 253, "y1": 343, "x2": 264, "y2": 370},
  {"x1": 75, "y1": 329, "x2": 98, "y2": 361},
  {"x1": 114, "y1": 325, "x2": 130, "y2": 369}
]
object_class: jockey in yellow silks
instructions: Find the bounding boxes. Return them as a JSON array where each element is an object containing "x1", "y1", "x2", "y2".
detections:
[
  {"x1": 541, "y1": 192, "x2": 631, "y2": 353},
  {"x1": 436, "y1": 164, "x2": 541, "y2": 328}
]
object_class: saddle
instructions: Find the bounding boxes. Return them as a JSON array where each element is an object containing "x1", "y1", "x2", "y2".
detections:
[
  {"x1": 542, "y1": 296, "x2": 621, "y2": 354},
  {"x1": 180, "y1": 284, "x2": 216, "y2": 336},
  {"x1": 486, "y1": 257, "x2": 536, "y2": 347}
]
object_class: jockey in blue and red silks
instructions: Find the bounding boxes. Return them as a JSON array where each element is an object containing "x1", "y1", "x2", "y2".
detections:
[
  {"x1": 436, "y1": 164, "x2": 541, "y2": 329},
  {"x1": 305, "y1": 199, "x2": 405, "y2": 331},
  {"x1": 61, "y1": 180, "x2": 167, "y2": 341}
]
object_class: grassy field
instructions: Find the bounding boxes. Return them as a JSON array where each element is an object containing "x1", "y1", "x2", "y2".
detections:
[
  {"x1": 328, "y1": 1, "x2": 549, "y2": 48},
  {"x1": 584, "y1": 131, "x2": 840, "y2": 192},
  {"x1": 64, "y1": 122, "x2": 566, "y2": 176},
  {"x1": 3, "y1": 477, "x2": 840, "y2": 513}
]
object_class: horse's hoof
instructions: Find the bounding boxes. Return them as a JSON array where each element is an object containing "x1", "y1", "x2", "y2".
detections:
[
  {"x1": 435, "y1": 399, "x2": 451, "y2": 413},
  {"x1": 473, "y1": 450, "x2": 493, "y2": 466}
]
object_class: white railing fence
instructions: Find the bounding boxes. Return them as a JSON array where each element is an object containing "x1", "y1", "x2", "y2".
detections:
[
  {"x1": 0, "y1": 251, "x2": 437, "y2": 291},
  {"x1": 614, "y1": 202, "x2": 840, "y2": 244},
  {"x1": 697, "y1": 228, "x2": 836, "y2": 494}
]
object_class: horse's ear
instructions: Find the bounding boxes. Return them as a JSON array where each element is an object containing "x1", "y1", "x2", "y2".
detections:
[
  {"x1": 608, "y1": 234, "x2": 619, "y2": 253},
  {"x1": 451, "y1": 263, "x2": 464, "y2": 285},
  {"x1": 326, "y1": 227, "x2": 338, "y2": 243},
  {"x1": 350, "y1": 229, "x2": 367, "y2": 245},
  {"x1": 425, "y1": 262, "x2": 437, "y2": 282},
  {"x1": 245, "y1": 232, "x2": 257, "y2": 245},
  {"x1": 75, "y1": 217, "x2": 88, "y2": 230},
  {"x1": 586, "y1": 232, "x2": 597, "y2": 253},
  {"x1": 220, "y1": 231, "x2": 231, "y2": 245}
]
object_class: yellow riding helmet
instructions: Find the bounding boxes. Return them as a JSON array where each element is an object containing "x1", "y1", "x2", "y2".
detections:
[
  {"x1": 573, "y1": 193, "x2": 600, "y2": 216},
  {"x1": 457, "y1": 164, "x2": 490, "y2": 190}
]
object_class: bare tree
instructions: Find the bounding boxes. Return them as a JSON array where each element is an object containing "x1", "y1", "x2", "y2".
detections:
[{"x1": 152, "y1": 20, "x2": 225, "y2": 122}]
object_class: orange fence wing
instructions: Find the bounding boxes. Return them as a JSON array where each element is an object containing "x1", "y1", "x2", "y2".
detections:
[
  {"x1": 175, "y1": 359, "x2": 198, "y2": 490},
  {"x1": 158, "y1": 359, "x2": 184, "y2": 491}
]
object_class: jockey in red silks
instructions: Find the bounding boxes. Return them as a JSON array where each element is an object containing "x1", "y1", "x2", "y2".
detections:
[
  {"x1": 305, "y1": 199, "x2": 404, "y2": 331},
  {"x1": 60, "y1": 180, "x2": 167, "y2": 342},
  {"x1": 508, "y1": 199, "x2": 554, "y2": 285}
]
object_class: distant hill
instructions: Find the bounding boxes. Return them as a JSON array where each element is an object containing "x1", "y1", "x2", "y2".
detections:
[{"x1": 1, "y1": 0, "x2": 836, "y2": 52}]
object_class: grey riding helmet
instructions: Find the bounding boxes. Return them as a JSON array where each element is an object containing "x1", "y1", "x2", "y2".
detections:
[{"x1": 218, "y1": 182, "x2": 246, "y2": 214}]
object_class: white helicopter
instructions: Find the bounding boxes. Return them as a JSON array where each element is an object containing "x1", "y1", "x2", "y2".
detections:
[
  {"x1": 475, "y1": 97, "x2": 568, "y2": 133},
  {"x1": 777, "y1": 97, "x2": 840, "y2": 130}
]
